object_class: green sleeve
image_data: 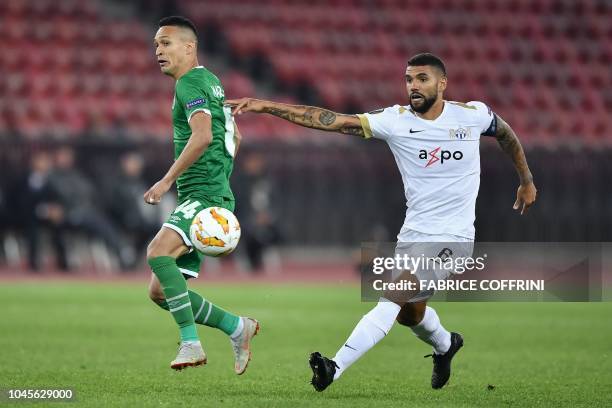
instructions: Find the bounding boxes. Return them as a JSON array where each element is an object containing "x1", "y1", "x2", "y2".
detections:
[{"x1": 176, "y1": 77, "x2": 212, "y2": 122}]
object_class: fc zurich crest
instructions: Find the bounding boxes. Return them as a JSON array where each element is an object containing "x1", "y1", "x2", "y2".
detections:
[{"x1": 449, "y1": 127, "x2": 471, "y2": 140}]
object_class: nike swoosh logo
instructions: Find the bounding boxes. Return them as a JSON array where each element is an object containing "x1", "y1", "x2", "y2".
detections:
[
  {"x1": 409, "y1": 129, "x2": 424, "y2": 133},
  {"x1": 344, "y1": 344, "x2": 357, "y2": 351}
]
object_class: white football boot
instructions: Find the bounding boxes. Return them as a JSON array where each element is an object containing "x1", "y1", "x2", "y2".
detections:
[
  {"x1": 170, "y1": 341, "x2": 207, "y2": 370},
  {"x1": 230, "y1": 317, "x2": 260, "y2": 375}
]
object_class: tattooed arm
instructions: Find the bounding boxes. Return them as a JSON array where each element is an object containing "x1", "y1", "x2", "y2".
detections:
[
  {"x1": 226, "y1": 98, "x2": 365, "y2": 137},
  {"x1": 494, "y1": 114, "x2": 537, "y2": 214}
]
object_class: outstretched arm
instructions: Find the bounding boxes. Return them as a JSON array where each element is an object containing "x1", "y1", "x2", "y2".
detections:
[
  {"x1": 494, "y1": 114, "x2": 537, "y2": 215},
  {"x1": 226, "y1": 98, "x2": 365, "y2": 137}
]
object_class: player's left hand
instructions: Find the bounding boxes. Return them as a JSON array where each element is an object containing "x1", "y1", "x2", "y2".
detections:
[
  {"x1": 144, "y1": 179, "x2": 171, "y2": 205},
  {"x1": 513, "y1": 182, "x2": 537, "y2": 215}
]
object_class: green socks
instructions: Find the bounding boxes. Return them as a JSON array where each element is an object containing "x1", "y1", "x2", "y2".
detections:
[
  {"x1": 189, "y1": 290, "x2": 241, "y2": 336},
  {"x1": 154, "y1": 289, "x2": 240, "y2": 337},
  {"x1": 148, "y1": 256, "x2": 198, "y2": 342},
  {"x1": 179, "y1": 324, "x2": 198, "y2": 343}
]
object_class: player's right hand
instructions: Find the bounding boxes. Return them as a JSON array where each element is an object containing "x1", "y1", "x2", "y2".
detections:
[
  {"x1": 225, "y1": 98, "x2": 266, "y2": 115},
  {"x1": 144, "y1": 179, "x2": 171, "y2": 205}
]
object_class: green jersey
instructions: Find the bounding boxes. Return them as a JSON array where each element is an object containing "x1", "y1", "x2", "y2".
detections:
[{"x1": 172, "y1": 66, "x2": 235, "y2": 202}]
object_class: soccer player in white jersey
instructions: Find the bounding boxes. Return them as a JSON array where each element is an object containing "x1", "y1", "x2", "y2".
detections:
[{"x1": 227, "y1": 53, "x2": 537, "y2": 391}]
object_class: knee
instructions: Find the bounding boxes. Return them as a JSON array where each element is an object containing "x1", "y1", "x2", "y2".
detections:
[
  {"x1": 148, "y1": 282, "x2": 165, "y2": 304},
  {"x1": 146, "y1": 231, "x2": 185, "y2": 261},
  {"x1": 396, "y1": 304, "x2": 426, "y2": 327},
  {"x1": 146, "y1": 237, "x2": 165, "y2": 261}
]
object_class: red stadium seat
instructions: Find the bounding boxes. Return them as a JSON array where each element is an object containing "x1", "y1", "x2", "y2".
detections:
[{"x1": 4, "y1": 0, "x2": 611, "y2": 144}]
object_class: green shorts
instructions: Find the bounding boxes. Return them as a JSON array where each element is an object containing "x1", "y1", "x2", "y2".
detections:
[{"x1": 163, "y1": 195, "x2": 235, "y2": 279}]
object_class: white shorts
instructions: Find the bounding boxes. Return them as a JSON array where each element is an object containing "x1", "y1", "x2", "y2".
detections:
[
  {"x1": 398, "y1": 229, "x2": 474, "y2": 244},
  {"x1": 392, "y1": 229, "x2": 475, "y2": 302}
]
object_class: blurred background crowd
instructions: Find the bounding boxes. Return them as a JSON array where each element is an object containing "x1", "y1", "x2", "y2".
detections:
[{"x1": 1, "y1": 0, "x2": 611, "y2": 274}]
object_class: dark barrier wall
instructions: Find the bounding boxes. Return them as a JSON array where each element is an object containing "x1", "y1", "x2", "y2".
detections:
[{"x1": 1, "y1": 138, "x2": 610, "y2": 247}]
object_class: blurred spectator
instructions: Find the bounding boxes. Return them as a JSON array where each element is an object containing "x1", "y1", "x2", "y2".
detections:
[
  {"x1": 0, "y1": 185, "x2": 5, "y2": 235},
  {"x1": 235, "y1": 153, "x2": 282, "y2": 272},
  {"x1": 47, "y1": 146, "x2": 133, "y2": 270},
  {"x1": 0, "y1": 172, "x2": 15, "y2": 263},
  {"x1": 104, "y1": 152, "x2": 161, "y2": 266},
  {"x1": 18, "y1": 151, "x2": 68, "y2": 271}
]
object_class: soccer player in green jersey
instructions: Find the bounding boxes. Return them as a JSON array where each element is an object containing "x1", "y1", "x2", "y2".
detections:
[{"x1": 145, "y1": 16, "x2": 259, "y2": 372}]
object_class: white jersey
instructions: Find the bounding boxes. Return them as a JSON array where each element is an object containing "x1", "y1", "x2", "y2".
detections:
[{"x1": 357, "y1": 101, "x2": 496, "y2": 240}]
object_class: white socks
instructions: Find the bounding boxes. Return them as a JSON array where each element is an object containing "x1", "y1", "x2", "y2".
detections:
[
  {"x1": 331, "y1": 304, "x2": 452, "y2": 380},
  {"x1": 229, "y1": 317, "x2": 244, "y2": 340},
  {"x1": 410, "y1": 306, "x2": 451, "y2": 355},
  {"x1": 332, "y1": 299, "x2": 401, "y2": 380}
]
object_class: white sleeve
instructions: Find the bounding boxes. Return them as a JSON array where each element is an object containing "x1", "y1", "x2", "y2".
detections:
[
  {"x1": 468, "y1": 101, "x2": 497, "y2": 136},
  {"x1": 356, "y1": 105, "x2": 399, "y2": 140}
]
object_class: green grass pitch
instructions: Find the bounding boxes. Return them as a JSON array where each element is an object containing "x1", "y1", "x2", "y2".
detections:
[{"x1": 1, "y1": 282, "x2": 611, "y2": 407}]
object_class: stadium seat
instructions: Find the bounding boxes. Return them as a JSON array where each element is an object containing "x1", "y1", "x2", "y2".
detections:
[
  {"x1": 0, "y1": 0, "x2": 266, "y2": 142},
  {"x1": 3, "y1": 0, "x2": 610, "y2": 144},
  {"x1": 180, "y1": 0, "x2": 611, "y2": 144}
]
